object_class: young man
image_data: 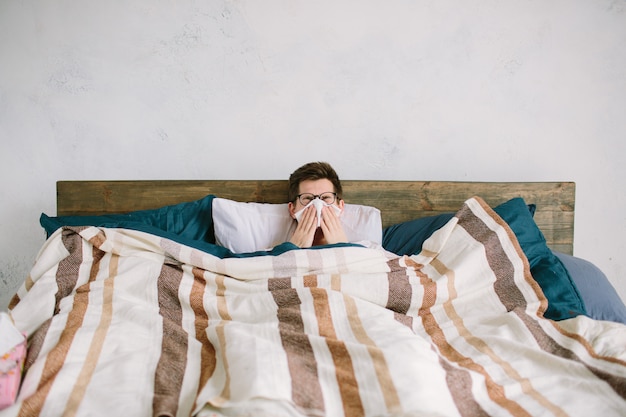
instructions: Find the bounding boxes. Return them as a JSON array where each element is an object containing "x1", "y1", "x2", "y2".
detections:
[{"x1": 287, "y1": 162, "x2": 348, "y2": 248}]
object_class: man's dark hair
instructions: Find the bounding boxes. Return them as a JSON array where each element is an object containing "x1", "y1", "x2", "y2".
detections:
[{"x1": 288, "y1": 162, "x2": 343, "y2": 203}]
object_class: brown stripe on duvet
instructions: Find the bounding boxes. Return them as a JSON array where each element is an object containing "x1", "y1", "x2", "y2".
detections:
[
  {"x1": 407, "y1": 256, "x2": 482, "y2": 416},
  {"x1": 429, "y1": 202, "x2": 569, "y2": 416},
  {"x1": 153, "y1": 263, "x2": 187, "y2": 417},
  {"x1": 19, "y1": 287, "x2": 90, "y2": 417},
  {"x1": 403, "y1": 258, "x2": 492, "y2": 415},
  {"x1": 18, "y1": 229, "x2": 90, "y2": 417},
  {"x1": 460, "y1": 200, "x2": 626, "y2": 399},
  {"x1": 63, "y1": 252, "x2": 118, "y2": 417},
  {"x1": 385, "y1": 258, "x2": 413, "y2": 315},
  {"x1": 22, "y1": 320, "x2": 50, "y2": 374},
  {"x1": 23, "y1": 243, "x2": 105, "y2": 378},
  {"x1": 402, "y1": 258, "x2": 433, "y2": 321},
  {"x1": 550, "y1": 319, "x2": 626, "y2": 369},
  {"x1": 484, "y1": 209, "x2": 548, "y2": 314},
  {"x1": 516, "y1": 310, "x2": 626, "y2": 400},
  {"x1": 190, "y1": 267, "x2": 217, "y2": 402},
  {"x1": 439, "y1": 356, "x2": 490, "y2": 417},
  {"x1": 268, "y1": 277, "x2": 293, "y2": 291},
  {"x1": 88, "y1": 246, "x2": 107, "y2": 282},
  {"x1": 8, "y1": 276, "x2": 29, "y2": 309},
  {"x1": 268, "y1": 280, "x2": 325, "y2": 415},
  {"x1": 343, "y1": 293, "x2": 403, "y2": 415},
  {"x1": 393, "y1": 312, "x2": 413, "y2": 328},
  {"x1": 430, "y1": 257, "x2": 567, "y2": 417},
  {"x1": 407, "y1": 259, "x2": 535, "y2": 417},
  {"x1": 385, "y1": 258, "x2": 414, "y2": 327},
  {"x1": 454, "y1": 202, "x2": 528, "y2": 313},
  {"x1": 303, "y1": 274, "x2": 318, "y2": 288},
  {"x1": 309, "y1": 287, "x2": 365, "y2": 417},
  {"x1": 53, "y1": 228, "x2": 87, "y2": 314},
  {"x1": 8, "y1": 272, "x2": 36, "y2": 309},
  {"x1": 328, "y1": 272, "x2": 403, "y2": 413}
]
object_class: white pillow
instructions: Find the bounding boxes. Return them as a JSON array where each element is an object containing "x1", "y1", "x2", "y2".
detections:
[{"x1": 212, "y1": 198, "x2": 382, "y2": 253}]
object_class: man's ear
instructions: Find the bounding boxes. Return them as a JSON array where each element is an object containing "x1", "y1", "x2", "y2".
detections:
[
  {"x1": 288, "y1": 202, "x2": 297, "y2": 219},
  {"x1": 337, "y1": 199, "x2": 345, "y2": 211}
]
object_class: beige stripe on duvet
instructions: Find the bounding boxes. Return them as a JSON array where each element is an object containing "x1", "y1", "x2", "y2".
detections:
[
  {"x1": 211, "y1": 274, "x2": 234, "y2": 406},
  {"x1": 342, "y1": 293, "x2": 403, "y2": 415},
  {"x1": 18, "y1": 231, "x2": 87, "y2": 417},
  {"x1": 463, "y1": 200, "x2": 626, "y2": 400},
  {"x1": 518, "y1": 310, "x2": 626, "y2": 400},
  {"x1": 432, "y1": 257, "x2": 567, "y2": 417},
  {"x1": 63, "y1": 252, "x2": 118, "y2": 417},
  {"x1": 332, "y1": 271, "x2": 404, "y2": 415},
  {"x1": 413, "y1": 257, "x2": 536, "y2": 416},
  {"x1": 442, "y1": 201, "x2": 567, "y2": 416},
  {"x1": 309, "y1": 286, "x2": 365, "y2": 417}
]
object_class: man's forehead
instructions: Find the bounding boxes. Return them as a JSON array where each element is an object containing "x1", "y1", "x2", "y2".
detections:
[{"x1": 299, "y1": 178, "x2": 334, "y2": 192}]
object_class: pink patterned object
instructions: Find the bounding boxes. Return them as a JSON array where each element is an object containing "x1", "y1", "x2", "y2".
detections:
[{"x1": 0, "y1": 335, "x2": 26, "y2": 410}]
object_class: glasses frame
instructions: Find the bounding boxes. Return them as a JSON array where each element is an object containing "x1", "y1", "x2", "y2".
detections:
[{"x1": 296, "y1": 192, "x2": 337, "y2": 206}]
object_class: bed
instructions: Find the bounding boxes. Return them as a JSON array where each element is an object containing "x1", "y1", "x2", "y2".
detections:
[{"x1": 3, "y1": 180, "x2": 626, "y2": 417}]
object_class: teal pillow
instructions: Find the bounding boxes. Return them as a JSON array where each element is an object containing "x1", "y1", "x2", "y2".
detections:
[
  {"x1": 383, "y1": 213, "x2": 455, "y2": 256},
  {"x1": 39, "y1": 196, "x2": 358, "y2": 260},
  {"x1": 382, "y1": 203, "x2": 537, "y2": 256},
  {"x1": 40, "y1": 194, "x2": 217, "y2": 244},
  {"x1": 39, "y1": 195, "x2": 354, "y2": 259},
  {"x1": 382, "y1": 198, "x2": 586, "y2": 321}
]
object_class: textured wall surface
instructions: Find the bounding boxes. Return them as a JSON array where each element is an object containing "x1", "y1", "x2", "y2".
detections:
[{"x1": 1, "y1": 0, "x2": 625, "y2": 309}]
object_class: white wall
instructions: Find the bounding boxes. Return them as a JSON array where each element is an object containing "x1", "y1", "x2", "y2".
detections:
[{"x1": 1, "y1": 0, "x2": 625, "y2": 310}]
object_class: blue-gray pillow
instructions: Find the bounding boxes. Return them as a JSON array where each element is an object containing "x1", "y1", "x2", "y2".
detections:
[
  {"x1": 553, "y1": 251, "x2": 626, "y2": 325},
  {"x1": 382, "y1": 198, "x2": 586, "y2": 321}
]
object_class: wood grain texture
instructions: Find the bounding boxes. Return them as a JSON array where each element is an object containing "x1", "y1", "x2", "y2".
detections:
[{"x1": 57, "y1": 180, "x2": 575, "y2": 254}]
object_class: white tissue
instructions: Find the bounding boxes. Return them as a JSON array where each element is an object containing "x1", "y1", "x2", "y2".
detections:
[{"x1": 294, "y1": 198, "x2": 341, "y2": 227}]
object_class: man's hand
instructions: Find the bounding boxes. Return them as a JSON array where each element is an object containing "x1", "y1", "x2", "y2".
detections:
[
  {"x1": 289, "y1": 205, "x2": 317, "y2": 248},
  {"x1": 319, "y1": 205, "x2": 347, "y2": 244}
]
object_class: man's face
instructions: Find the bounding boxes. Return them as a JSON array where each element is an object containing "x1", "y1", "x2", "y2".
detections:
[{"x1": 288, "y1": 179, "x2": 344, "y2": 218}]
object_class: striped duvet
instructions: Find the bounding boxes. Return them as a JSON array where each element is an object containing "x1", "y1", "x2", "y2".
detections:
[{"x1": 4, "y1": 197, "x2": 626, "y2": 417}]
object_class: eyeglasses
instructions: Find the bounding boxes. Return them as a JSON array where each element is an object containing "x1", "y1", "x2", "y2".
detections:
[{"x1": 297, "y1": 192, "x2": 337, "y2": 205}]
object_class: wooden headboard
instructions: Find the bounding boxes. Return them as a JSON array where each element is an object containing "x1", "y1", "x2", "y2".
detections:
[{"x1": 57, "y1": 180, "x2": 575, "y2": 254}]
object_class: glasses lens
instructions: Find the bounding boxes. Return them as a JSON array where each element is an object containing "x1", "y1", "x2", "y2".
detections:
[
  {"x1": 299, "y1": 193, "x2": 315, "y2": 204},
  {"x1": 298, "y1": 193, "x2": 336, "y2": 205},
  {"x1": 320, "y1": 193, "x2": 336, "y2": 204}
]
